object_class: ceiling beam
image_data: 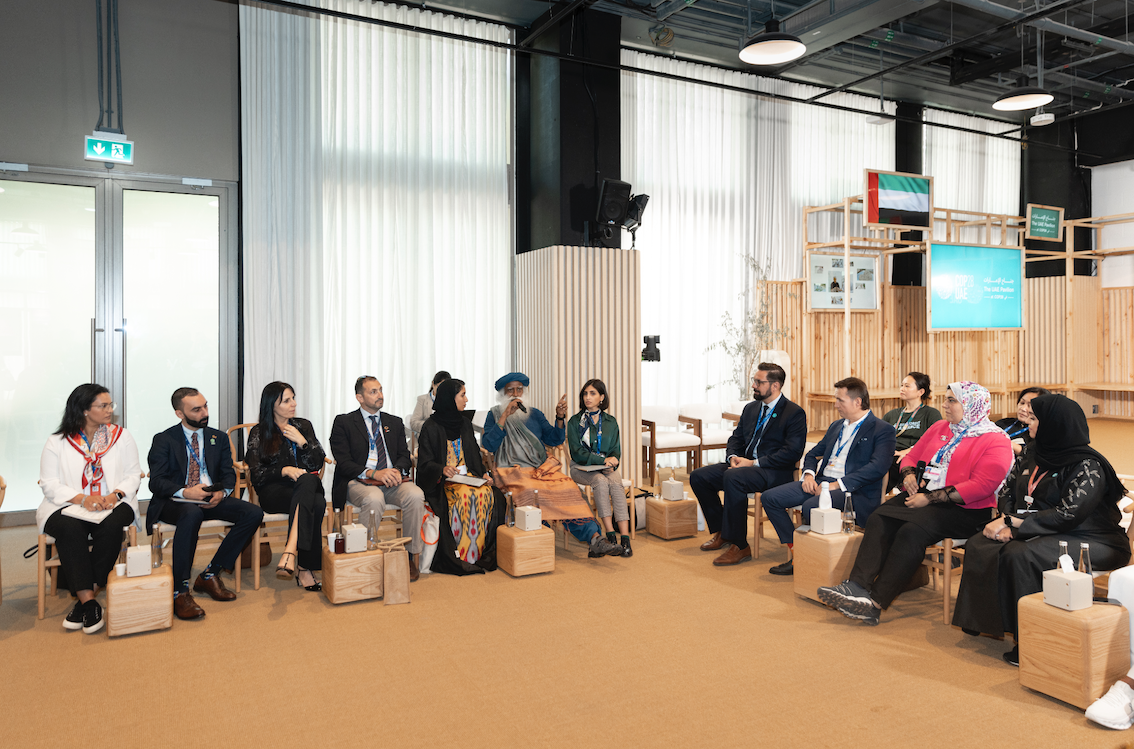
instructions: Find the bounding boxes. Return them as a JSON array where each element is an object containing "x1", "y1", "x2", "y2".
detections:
[
  {"x1": 807, "y1": 0, "x2": 1090, "y2": 101},
  {"x1": 948, "y1": 0, "x2": 1134, "y2": 59},
  {"x1": 519, "y1": 0, "x2": 600, "y2": 48}
]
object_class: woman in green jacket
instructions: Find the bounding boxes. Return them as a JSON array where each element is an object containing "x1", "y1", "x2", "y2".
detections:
[{"x1": 567, "y1": 379, "x2": 631, "y2": 557}]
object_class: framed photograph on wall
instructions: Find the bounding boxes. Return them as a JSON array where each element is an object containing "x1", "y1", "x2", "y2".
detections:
[
  {"x1": 864, "y1": 169, "x2": 933, "y2": 231},
  {"x1": 808, "y1": 253, "x2": 879, "y2": 311}
]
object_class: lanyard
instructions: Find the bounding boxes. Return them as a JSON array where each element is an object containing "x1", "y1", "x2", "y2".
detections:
[
  {"x1": 580, "y1": 412, "x2": 602, "y2": 454},
  {"x1": 831, "y1": 420, "x2": 864, "y2": 459},
  {"x1": 367, "y1": 416, "x2": 380, "y2": 451},
  {"x1": 183, "y1": 431, "x2": 203, "y2": 466},
  {"x1": 931, "y1": 427, "x2": 970, "y2": 465},
  {"x1": 751, "y1": 405, "x2": 773, "y2": 440},
  {"x1": 452, "y1": 438, "x2": 463, "y2": 465},
  {"x1": 1007, "y1": 423, "x2": 1028, "y2": 438},
  {"x1": 895, "y1": 406, "x2": 921, "y2": 433},
  {"x1": 1026, "y1": 469, "x2": 1049, "y2": 497}
]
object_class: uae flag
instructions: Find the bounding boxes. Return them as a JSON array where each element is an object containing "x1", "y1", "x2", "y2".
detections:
[{"x1": 867, "y1": 172, "x2": 930, "y2": 227}]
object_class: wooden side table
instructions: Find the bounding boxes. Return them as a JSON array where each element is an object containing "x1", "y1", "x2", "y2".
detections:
[
  {"x1": 793, "y1": 530, "x2": 862, "y2": 603},
  {"x1": 646, "y1": 496, "x2": 698, "y2": 540},
  {"x1": 321, "y1": 544, "x2": 384, "y2": 604},
  {"x1": 106, "y1": 564, "x2": 173, "y2": 637},
  {"x1": 1018, "y1": 592, "x2": 1131, "y2": 709},
  {"x1": 498, "y1": 525, "x2": 555, "y2": 577}
]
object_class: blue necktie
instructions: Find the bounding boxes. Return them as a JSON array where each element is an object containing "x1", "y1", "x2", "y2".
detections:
[{"x1": 745, "y1": 404, "x2": 769, "y2": 459}]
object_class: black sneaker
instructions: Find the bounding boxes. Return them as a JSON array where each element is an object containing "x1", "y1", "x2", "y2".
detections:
[
  {"x1": 1002, "y1": 646, "x2": 1019, "y2": 667},
  {"x1": 588, "y1": 536, "x2": 624, "y2": 558},
  {"x1": 82, "y1": 600, "x2": 104, "y2": 634},
  {"x1": 63, "y1": 601, "x2": 85, "y2": 631},
  {"x1": 620, "y1": 537, "x2": 633, "y2": 557}
]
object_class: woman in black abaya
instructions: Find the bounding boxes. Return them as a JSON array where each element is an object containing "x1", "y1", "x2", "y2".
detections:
[{"x1": 953, "y1": 394, "x2": 1130, "y2": 665}]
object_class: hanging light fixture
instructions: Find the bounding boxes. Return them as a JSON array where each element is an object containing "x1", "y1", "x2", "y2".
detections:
[
  {"x1": 739, "y1": 0, "x2": 805, "y2": 66},
  {"x1": 993, "y1": 81, "x2": 1053, "y2": 111}
]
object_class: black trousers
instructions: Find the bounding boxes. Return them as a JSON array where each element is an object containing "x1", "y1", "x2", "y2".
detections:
[
  {"x1": 848, "y1": 496, "x2": 993, "y2": 609},
  {"x1": 689, "y1": 462, "x2": 792, "y2": 546},
  {"x1": 43, "y1": 504, "x2": 136, "y2": 595},
  {"x1": 256, "y1": 473, "x2": 325, "y2": 571},
  {"x1": 157, "y1": 496, "x2": 265, "y2": 588}
]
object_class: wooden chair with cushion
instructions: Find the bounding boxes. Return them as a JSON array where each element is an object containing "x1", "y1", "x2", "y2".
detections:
[
  {"x1": 641, "y1": 405, "x2": 702, "y2": 489},
  {"x1": 679, "y1": 403, "x2": 734, "y2": 469}
]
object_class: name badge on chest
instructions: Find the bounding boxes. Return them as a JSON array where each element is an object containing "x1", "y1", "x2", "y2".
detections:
[{"x1": 923, "y1": 464, "x2": 942, "y2": 483}]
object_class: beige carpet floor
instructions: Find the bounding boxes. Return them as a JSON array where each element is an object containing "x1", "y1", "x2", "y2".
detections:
[{"x1": 2, "y1": 418, "x2": 1134, "y2": 748}]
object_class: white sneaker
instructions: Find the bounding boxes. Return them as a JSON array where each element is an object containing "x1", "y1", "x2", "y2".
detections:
[{"x1": 1086, "y1": 680, "x2": 1134, "y2": 730}]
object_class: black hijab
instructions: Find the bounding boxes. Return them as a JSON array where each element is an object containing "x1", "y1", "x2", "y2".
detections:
[
  {"x1": 431, "y1": 378, "x2": 466, "y2": 440},
  {"x1": 1031, "y1": 394, "x2": 1125, "y2": 503}
]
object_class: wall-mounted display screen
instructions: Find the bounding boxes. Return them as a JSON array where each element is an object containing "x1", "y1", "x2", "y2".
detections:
[{"x1": 928, "y1": 243, "x2": 1023, "y2": 330}]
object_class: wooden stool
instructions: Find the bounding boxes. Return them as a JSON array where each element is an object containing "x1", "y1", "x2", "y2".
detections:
[
  {"x1": 646, "y1": 496, "x2": 698, "y2": 540},
  {"x1": 106, "y1": 564, "x2": 173, "y2": 637},
  {"x1": 498, "y1": 525, "x2": 555, "y2": 577},
  {"x1": 321, "y1": 544, "x2": 384, "y2": 604},
  {"x1": 1018, "y1": 592, "x2": 1131, "y2": 709},
  {"x1": 793, "y1": 530, "x2": 862, "y2": 603}
]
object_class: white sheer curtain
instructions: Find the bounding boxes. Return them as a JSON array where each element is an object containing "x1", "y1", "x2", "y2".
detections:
[
  {"x1": 621, "y1": 50, "x2": 895, "y2": 408},
  {"x1": 241, "y1": 1, "x2": 512, "y2": 441},
  {"x1": 924, "y1": 109, "x2": 1021, "y2": 226}
]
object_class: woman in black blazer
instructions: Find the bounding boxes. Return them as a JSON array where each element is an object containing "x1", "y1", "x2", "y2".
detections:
[{"x1": 246, "y1": 381, "x2": 326, "y2": 590}]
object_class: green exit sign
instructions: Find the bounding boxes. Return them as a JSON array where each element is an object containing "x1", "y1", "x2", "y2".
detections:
[{"x1": 84, "y1": 134, "x2": 134, "y2": 165}]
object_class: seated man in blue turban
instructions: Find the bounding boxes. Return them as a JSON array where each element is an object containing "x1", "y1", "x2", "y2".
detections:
[{"x1": 483, "y1": 373, "x2": 625, "y2": 558}]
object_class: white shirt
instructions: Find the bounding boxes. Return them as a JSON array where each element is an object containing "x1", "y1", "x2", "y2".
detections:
[
  {"x1": 37, "y1": 429, "x2": 142, "y2": 533},
  {"x1": 804, "y1": 411, "x2": 870, "y2": 491},
  {"x1": 359, "y1": 407, "x2": 392, "y2": 476}
]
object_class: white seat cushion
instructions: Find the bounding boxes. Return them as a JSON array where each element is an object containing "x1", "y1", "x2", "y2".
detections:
[
  {"x1": 642, "y1": 405, "x2": 681, "y2": 428},
  {"x1": 644, "y1": 432, "x2": 701, "y2": 449},
  {"x1": 156, "y1": 520, "x2": 233, "y2": 533},
  {"x1": 262, "y1": 513, "x2": 290, "y2": 523},
  {"x1": 701, "y1": 427, "x2": 733, "y2": 446}
]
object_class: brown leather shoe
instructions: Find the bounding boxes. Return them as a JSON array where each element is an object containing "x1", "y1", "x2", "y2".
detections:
[
  {"x1": 193, "y1": 573, "x2": 237, "y2": 601},
  {"x1": 409, "y1": 554, "x2": 421, "y2": 582},
  {"x1": 700, "y1": 532, "x2": 730, "y2": 551},
  {"x1": 174, "y1": 592, "x2": 206, "y2": 620},
  {"x1": 713, "y1": 544, "x2": 753, "y2": 566}
]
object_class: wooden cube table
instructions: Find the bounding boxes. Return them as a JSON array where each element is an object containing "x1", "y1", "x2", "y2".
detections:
[
  {"x1": 321, "y1": 544, "x2": 384, "y2": 604},
  {"x1": 498, "y1": 525, "x2": 554, "y2": 577},
  {"x1": 646, "y1": 497, "x2": 698, "y2": 540},
  {"x1": 106, "y1": 564, "x2": 173, "y2": 637},
  {"x1": 793, "y1": 529, "x2": 862, "y2": 603},
  {"x1": 1018, "y1": 592, "x2": 1130, "y2": 709}
]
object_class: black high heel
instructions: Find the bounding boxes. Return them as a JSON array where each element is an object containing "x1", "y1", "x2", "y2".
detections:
[
  {"x1": 276, "y1": 551, "x2": 296, "y2": 579},
  {"x1": 296, "y1": 568, "x2": 321, "y2": 592}
]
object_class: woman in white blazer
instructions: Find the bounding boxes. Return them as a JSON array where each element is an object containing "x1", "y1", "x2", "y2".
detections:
[{"x1": 39, "y1": 383, "x2": 140, "y2": 634}]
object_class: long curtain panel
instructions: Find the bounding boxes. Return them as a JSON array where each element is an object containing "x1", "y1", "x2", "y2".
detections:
[
  {"x1": 924, "y1": 108, "x2": 1022, "y2": 243},
  {"x1": 241, "y1": 1, "x2": 512, "y2": 444},
  {"x1": 621, "y1": 50, "x2": 895, "y2": 410}
]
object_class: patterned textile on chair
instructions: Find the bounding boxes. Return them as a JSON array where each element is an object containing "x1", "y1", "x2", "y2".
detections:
[{"x1": 493, "y1": 457, "x2": 594, "y2": 520}]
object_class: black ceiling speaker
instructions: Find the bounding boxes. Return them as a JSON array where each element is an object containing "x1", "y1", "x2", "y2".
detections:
[{"x1": 596, "y1": 179, "x2": 632, "y2": 225}]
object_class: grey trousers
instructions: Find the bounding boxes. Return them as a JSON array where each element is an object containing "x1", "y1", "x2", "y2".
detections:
[
  {"x1": 569, "y1": 465, "x2": 628, "y2": 523},
  {"x1": 346, "y1": 479, "x2": 426, "y2": 555}
]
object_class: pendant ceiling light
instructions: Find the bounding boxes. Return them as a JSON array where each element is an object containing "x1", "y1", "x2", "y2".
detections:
[
  {"x1": 993, "y1": 80, "x2": 1053, "y2": 111},
  {"x1": 739, "y1": 1, "x2": 805, "y2": 66}
]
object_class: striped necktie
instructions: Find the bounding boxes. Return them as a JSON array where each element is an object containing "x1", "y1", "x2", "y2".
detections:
[{"x1": 370, "y1": 415, "x2": 388, "y2": 471}]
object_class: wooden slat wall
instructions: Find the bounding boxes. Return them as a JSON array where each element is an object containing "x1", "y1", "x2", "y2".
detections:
[
  {"x1": 1019, "y1": 275, "x2": 1065, "y2": 386},
  {"x1": 1100, "y1": 287, "x2": 1134, "y2": 418},
  {"x1": 515, "y1": 246, "x2": 642, "y2": 487}
]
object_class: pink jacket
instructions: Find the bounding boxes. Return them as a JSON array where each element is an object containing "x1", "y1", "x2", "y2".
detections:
[{"x1": 899, "y1": 421, "x2": 1013, "y2": 509}]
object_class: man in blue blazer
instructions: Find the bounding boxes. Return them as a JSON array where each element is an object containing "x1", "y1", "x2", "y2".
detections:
[
  {"x1": 147, "y1": 388, "x2": 264, "y2": 620},
  {"x1": 689, "y1": 363, "x2": 808, "y2": 566},
  {"x1": 761, "y1": 377, "x2": 896, "y2": 576}
]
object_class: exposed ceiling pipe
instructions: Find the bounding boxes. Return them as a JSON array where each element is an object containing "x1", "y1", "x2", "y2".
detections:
[
  {"x1": 948, "y1": 0, "x2": 1134, "y2": 58},
  {"x1": 519, "y1": 0, "x2": 600, "y2": 47},
  {"x1": 808, "y1": 0, "x2": 1090, "y2": 101},
  {"x1": 1024, "y1": 65, "x2": 1134, "y2": 100}
]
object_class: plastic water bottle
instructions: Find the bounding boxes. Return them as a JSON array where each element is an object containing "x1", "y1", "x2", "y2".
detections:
[
  {"x1": 505, "y1": 492, "x2": 515, "y2": 527},
  {"x1": 367, "y1": 510, "x2": 379, "y2": 551},
  {"x1": 842, "y1": 492, "x2": 855, "y2": 534},
  {"x1": 117, "y1": 526, "x2": 130, "y2": 564},
  {"x1": 151, "y1": 529, "x2": 162, "y2": 568},
  {"x1": 1078, "y1": 542, "x2": 1093, "y2": 576}
]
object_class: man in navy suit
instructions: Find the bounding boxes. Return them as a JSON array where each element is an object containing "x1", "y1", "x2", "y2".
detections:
[
  {"x1": 689, "y1": 362, "x2": 808, "y2": 566},
  {"x1": 147, "y1": 388, "x2": 264, "y2": 620},
  {"x1": 761, "y1": 377, "x2": 896, "y2": 576},
  {"x1": 329, "y1": 376, "x2": 424, "y2": 581}
]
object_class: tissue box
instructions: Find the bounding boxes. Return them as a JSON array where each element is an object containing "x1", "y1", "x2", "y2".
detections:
[
  {"x1": 811, "y1": 507, "x2": 842, "y2": 535},
  {"x1": 343, "y1": 523, "x2": 368, "y2": 554},
  {"x1": 125, "y1": 545, "x2": 152, "y2": 578},
  {"x1": 1043, "y1": 568, "x2": 1093, "y2": 611},
  {"x1": 661, "y1": 479, "x2": 684, "y2": 501},
  {"x1": 515, "y1": 505, "x2": 542, "y2": 532}
]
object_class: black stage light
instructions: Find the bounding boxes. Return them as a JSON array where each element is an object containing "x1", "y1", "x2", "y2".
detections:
[
  {"x1": 642, "y1": 335, "x2": 661, "y2": 362},
  {"x1": 623, "y1": 194, "x2": 649, "y2": 232}
]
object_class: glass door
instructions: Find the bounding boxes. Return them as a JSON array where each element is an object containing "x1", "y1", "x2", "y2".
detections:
[{"x1": 0, "y1": 173, "x2": 236, "y2": 515}]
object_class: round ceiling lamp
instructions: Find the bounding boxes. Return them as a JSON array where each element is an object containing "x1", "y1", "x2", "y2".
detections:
[
  {"x1": 739, "y1": 19, "x2": 806, "y2": 65},
  {"x1": 993, "y1": 85, "x2": 1054, "y2": 111}
]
